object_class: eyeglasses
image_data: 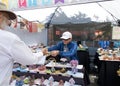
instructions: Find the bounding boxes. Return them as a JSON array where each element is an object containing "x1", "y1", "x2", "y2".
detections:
[{"x1": 62, "y1": 38, "x2": 70, "y2": 41}]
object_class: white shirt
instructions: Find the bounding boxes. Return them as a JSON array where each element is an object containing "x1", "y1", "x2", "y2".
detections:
[{"x1": 0, "y1": 30, "x2": 44, "y2": 86}]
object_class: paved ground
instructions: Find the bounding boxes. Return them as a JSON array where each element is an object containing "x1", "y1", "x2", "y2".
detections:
[{"x1": 88, "y1": 74, "x2": 98, "y2": 86}]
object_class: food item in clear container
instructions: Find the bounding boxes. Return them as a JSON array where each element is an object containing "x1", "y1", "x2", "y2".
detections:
[
  {"x1": 112, "y1": 54, "x2": 119, "y2": 60},
  {"x1": 113, "y1": 53, "x2": 117, "y2": 60},
  {"x1": 117, "y1": 68, "x2": 120, "y2": 76},
  {"x1": 38, "y1": 65, "x2": 46, "y2": 71},
  {"x1": 102, "y1": 56, "x2": 111, "y2": 60},
  {"x1": 60, "y1": 68, "x2": 66, "y2": 73},
  {"x1": 59, "y1": 80, "x2": 64, "y2": 86},
  {"x1": 28, "y1": 65, "x2": 37, "y2": 70}
]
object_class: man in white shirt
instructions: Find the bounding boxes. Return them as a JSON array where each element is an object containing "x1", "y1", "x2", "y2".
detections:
[{"x1": 0, "y1": 2, "x2": 48, "y2": 86}]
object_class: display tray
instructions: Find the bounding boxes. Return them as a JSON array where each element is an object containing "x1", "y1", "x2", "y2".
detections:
[
  {"x1": 12, "y1": 71, "x2": 84, "y2": 85},
  {"x1": 12, "y1": 64, "x2": 85, "y2": 85},
  {"x1": 45, "y1": 61, "x2": 83, "y2": 69}
]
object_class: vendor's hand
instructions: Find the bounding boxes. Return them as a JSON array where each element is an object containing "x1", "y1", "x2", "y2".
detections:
[
  {"x1": 41, "y1": 48, "x2": 48, "y2": 55},
  {"x1": 51, "y1": 50, "x2": 59, "y2": 57}
]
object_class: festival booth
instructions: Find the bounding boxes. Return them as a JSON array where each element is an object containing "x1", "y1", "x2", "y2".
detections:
[{"x1": 1, "y1": 0, "x2": 120, "y2": 86}]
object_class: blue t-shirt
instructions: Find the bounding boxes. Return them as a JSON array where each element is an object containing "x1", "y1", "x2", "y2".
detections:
[
  {"x1": 114, "y1": 41, "x2": 120, "y2": 48},
  {"x1": 98, "y1": 41, "x2": 110, "y2": 49}
]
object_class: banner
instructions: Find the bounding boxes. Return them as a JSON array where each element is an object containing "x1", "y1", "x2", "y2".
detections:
[
  {"x1": 18, "y1": 0, "x2": 27, "y2": 8},
  {"x1": 27, "y1": 21, "x2": 32, "y2": 32},
  {"x1": 1, "y1": 0, "x2": 8, "y2": 8},
  {"x1": 0, "y1": 0, "x2": 112, "y2": 11},
  {"x1": 31, "y1": 22, "x2": 38, "y2": 32},
  {"x1": 27, "y1": 22, "x2": 38, "y2": 32},
  {"x1": 8, "y1": 0, "x2": 17, "y2": 10},
  {"x1": 28, "y1": 0, "x2": 37, "y2": 7},
  {"x1": 112, "y1": 26, "x2": 120, "y2": 40}
]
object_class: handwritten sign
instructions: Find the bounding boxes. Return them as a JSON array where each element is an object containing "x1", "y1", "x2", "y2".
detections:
[{"x1": 112, "y1": 26, "x2": 120, "y2": 40}]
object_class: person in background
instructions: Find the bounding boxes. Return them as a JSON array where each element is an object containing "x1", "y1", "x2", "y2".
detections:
[
  {"x1": 108, "y1": 41, "x2": 115, "y2": 50},
  {"x1": 77, "y1": 41, "x2": 83, "y2": 50},
  {"x1": 114, "y1": 41, "x2": 120, "y2": 48},
  {"x1": 0, "y1": 2, "x2": 48, "y2": 85},
  {"x1": 108, "y1": 41, "x2": 120, "y2": 50},
  {"x1": 47, "y1": 31, "x2": 78, "y2": 62},
  {"x1": 98, "y1": 37, "x2": 110, "y2": 49}
]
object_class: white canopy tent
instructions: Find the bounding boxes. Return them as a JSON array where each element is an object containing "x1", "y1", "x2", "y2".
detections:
[
  {"x1": 6, "y1": 0, "x2": 120, "y2": 46},
  {"x1": 14, "y1": 0, "x2": 120, "y2": 24}
]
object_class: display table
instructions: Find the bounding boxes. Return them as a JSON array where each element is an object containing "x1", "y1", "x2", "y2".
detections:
[
  {"x1": 94, "y1": 52, "x2": 101, "y2": 73},
  {"x1": 77, "y1": 50, "x2": 90, "y2": 73},
  {"x1": 98, "y1": 60, "x2": 120, "y2": 86},
  {"x1": 93, "y1": 48, "x2": 120, "y2": 86},
  {"x1": 12, "y1": 62, "x2": 90, "y2": 86}
]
